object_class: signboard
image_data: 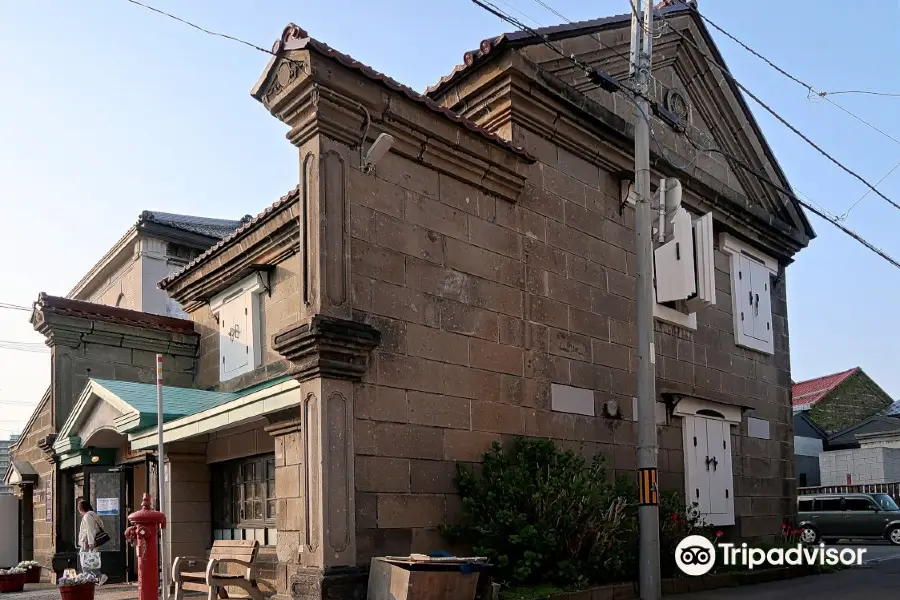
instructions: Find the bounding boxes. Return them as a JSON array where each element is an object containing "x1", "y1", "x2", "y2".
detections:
[
  {"x1": 45, "y1": 481, "x2": 52, "y2": 522},
  {"x1": 96, "y1": 497, "x2": 119, "y2": 516}
]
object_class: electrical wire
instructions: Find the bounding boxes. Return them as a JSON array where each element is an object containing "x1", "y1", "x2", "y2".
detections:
[
  {"x1": 654, "y1": 6, "x2": 900, "y2": 219},
  {"x1": 639, "y1": 7, "x2": 900, "y2": 217},
  {"x1": 473, "y1": 0, "x2": 900, "y2": 270},
  {"x1": 693, "y1": 11, "x2": 900, "y2": 101},
  {"x1": 0, "y1": 302, "x2": 31, "y2": 312},
  {"x1": 116, "y1": 0, "x2": 900, "y2": 271},
  {"x1": 524, "y1": 0, "x2": 635, "y2": 66},
  {"x1": 676, "y1": 127, "x2": 900, "y2": 269},
  {"x1": 123, "y1": 0, "x2": 274, "y2": 55}
]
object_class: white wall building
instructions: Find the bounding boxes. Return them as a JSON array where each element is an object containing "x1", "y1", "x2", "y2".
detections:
[{"x1": 68, "y1": 211, "x2": 250, "y2": 317}]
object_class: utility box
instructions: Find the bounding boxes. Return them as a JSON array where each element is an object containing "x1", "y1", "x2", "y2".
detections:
[{"x1": 367, "y1": 555, "x2": 484, "y2": 600}]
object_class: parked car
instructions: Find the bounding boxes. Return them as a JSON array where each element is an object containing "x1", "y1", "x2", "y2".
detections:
[{"x1": 797, "y1": 492, "x2": 900, "y2": 545}]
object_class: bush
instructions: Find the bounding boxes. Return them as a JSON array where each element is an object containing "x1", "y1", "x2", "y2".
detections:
[{"x1": 442, "y1": 437, "x2": 713, "y2": 588}]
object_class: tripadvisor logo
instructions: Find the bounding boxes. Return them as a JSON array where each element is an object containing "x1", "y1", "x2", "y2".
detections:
[{"x1": 675, "y1": 535, "x2": 867, "y2": 576}]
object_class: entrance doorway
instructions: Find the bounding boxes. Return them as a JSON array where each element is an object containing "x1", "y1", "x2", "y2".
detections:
[{"x1": 81, "y1": 466, "x2": 125, "y2": 582}]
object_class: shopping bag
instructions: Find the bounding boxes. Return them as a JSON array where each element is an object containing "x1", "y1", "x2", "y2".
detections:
[{"x1": 80, "y1": 550, "x2": 101, "y2": 570}]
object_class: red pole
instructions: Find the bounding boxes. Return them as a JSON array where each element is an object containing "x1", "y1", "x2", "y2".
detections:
[{"x1": 125, "y1": 493, "x2": 166, "y2": 600}]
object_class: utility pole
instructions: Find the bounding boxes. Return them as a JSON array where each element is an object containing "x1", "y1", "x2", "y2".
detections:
[{"x1": 630, "y1": 1, "x2": 661, "y2": 599}]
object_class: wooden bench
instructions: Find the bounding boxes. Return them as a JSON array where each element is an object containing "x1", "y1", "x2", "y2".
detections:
[{"x1": 173, "y1": 540, "x2": 264, "y2": 600}]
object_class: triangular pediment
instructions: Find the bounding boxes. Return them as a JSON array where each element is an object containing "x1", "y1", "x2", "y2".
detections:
[{"x1": 505, "y1": 9, "x2": 812, "y2": 238}]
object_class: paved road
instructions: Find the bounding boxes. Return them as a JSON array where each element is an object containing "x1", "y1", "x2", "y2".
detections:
[{"x1": 678, "y1": 542, "x2": 900, "y2": 599}]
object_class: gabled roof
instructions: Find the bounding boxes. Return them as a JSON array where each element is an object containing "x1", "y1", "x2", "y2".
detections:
[
  {"x1": 68, "y1": 210, "x2": 249, "y2": 299},
  {"x1": 139, "y1": 211, "x2": 251, "y2": 240},
  {"x1": 791, "y1": 368, "x2": 859, "y2": 408},
  {"x1": 158, "y1": 186, "x2": 300, "y2": 291},
  {"x1": 426, "y1": 2, "x2": 693, "y2": 97},
  {"x1": 56, "y1": 376, "x2": 295, "y2": 444},
  {"x1": 32, "y1": 293, "x2": 197, "y2": 335},
  {"x1": 827, "y1": 414, "x2": 900, "y2": 449},
  {"x1": 425, "y1": 0, "x2": 814, "y2": 241},
  {"x1": 793, "y1": 410, "x2": 828, "y2": 440},
  {"x1": 881, "y1": 400, "x2": 900, "y2": 417}
]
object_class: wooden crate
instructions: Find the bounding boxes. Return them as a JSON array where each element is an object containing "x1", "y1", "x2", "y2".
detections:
[{"x1": 367, "y1": 557, "x2": 481, "y2": 600}]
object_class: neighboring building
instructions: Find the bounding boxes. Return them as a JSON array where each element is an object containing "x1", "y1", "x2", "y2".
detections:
[
  {"x1": 793, "y1": 410, "x2": 826, "y2": 487},
  {"x1": 10, "y1": 4, "x2": 816, "y2": 599},
  {"x1": 68, "y1": 210, "x2": 250, "y2": 318},
  {"x1": 793, "y1": 369, "x2": 898, "y2": 488},
  {"x1": 792, "y1": 367, "x2": 893, "y2": 433},
  {"x1": 4, "y1": 211, "x2": 243, "y2": 581},
  {"x1": 0, "y1": 435, "x2": 20, "y2": 494}
]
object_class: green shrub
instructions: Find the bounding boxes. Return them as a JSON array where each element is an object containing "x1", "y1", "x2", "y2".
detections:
[{"x1": 442, "y1": 437, "x2": 713, "y2": 587}]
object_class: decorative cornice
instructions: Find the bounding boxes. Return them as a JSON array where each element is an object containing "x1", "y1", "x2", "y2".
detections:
[
  {"x1": 263, "y1": 407, "x2": 303, "y2": 436},
  {"x1": 163, "y1": 198, "x2": 301, "y2": 308},
  {"x1": 37, "y1": 434, "x2": 58, "y2": 463},
  {"x1": 32, "y1": 301, "x2": 199, "y2": 355},
  {"x1": 272, "y1": 315, "x2": 380, "y2": 383},
  {"x1": 252, "y1": 43, "x2": 532, "y2": 203}
]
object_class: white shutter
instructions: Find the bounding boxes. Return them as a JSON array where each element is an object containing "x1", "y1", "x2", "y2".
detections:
[
  {"x1": 220, "y1": 294, "x2": 251, "y2": 378},
  {"x1": 706, "y1": 419, "x2": 728, "y2": 515},
  {"x1": 683, "y1": 416, "x2": 711, "y2": 515},
  {"x1": 749, "y1": 260, "x2": 773, "y2": 347},
  {"x1": 654, "y1": 207, "x2": 696, "y2": 303},
  {"x1": 704, "y1": 419, "x2": 735, "y2": 525},
  {"x1": 736, "y1": 255, "x2": 755, "y2": 339},
  {"x1": 685, "y1": 213, "x2": 716, "y2": 312}
]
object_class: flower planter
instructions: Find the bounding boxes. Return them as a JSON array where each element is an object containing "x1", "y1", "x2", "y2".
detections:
[
  {"x1": 0, "y1": 572, "x2": 26, "y2": 593},
  {"x1": 58, "y1": 583, "x2": 96, "y2": 600},
  {"x1": 24, "y1": 566, "x2": 41, "y2": 584}
]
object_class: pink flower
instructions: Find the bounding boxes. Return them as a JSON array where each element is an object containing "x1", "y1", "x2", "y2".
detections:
[{"x1": 716, "y1": 530, "x2": 723, "y2": 538}]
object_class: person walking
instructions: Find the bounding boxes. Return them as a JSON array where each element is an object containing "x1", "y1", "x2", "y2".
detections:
[{"x1": 77, "y1": 500, "x2": 108, "y2": 586}]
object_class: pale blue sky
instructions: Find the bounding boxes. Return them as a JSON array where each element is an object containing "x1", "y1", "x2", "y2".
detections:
[{"x1": 1, "y1": 1, "x2": 897, "y2": 437}]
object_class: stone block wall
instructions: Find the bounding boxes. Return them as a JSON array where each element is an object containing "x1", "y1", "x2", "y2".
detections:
[
  {"x1": 8, "y1": 394, "x2": 54, "y2": 579},
  {"x1": 820, "y1": 447, "x2": 900, "y2": 486},
  {"x1": 809, "y1": 371, "x2": 893, "y2": 433},
  {"x1": 349, "y1": 130, "x2": 795, "y2": 554}
]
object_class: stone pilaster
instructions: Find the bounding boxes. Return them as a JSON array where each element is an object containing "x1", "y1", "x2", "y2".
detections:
[{"x1": 266, "y1": 316, "x2": 379, "y2": 600}]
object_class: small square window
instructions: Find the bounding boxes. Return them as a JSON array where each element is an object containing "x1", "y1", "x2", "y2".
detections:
[{"x1": 210, "y1": 272, "x2": 269, "y2": 382}]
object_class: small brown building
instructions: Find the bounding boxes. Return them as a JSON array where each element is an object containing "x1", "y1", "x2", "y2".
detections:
[{"x1": 9, "y1": 4, "x2": 812, "y2": 600}]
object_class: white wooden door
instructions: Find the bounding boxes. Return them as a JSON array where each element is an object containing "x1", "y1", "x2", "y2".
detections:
[
  {"x1": 684, "y1": 416, "x2": 711, "y2": 514},
  {"x1": 706, "y1": 419, "x2": 729, "y2": 515},
  {"x1": 749, "y1": 259, "x2": 773, "y2": 346},
  {"x1": 684, "y1": 416, "x2": 735, "y2": 525}
]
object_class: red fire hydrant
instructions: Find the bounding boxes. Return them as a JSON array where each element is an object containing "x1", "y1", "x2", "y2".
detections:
[{"x1": 125, "y1": 493, "x2": 167, "y2": 600}]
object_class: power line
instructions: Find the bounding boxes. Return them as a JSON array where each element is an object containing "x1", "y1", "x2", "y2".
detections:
[
  {"x1": 0, "y1": 340, "x2": 49, "y2": 354},
  {"x1": 475, "y1": 0, "x2": 900, "y2": 270},
  {"x1": 123, "y1": 0, "x2": 274, "y2": 55},
  {"x1": 676, "y1": 127, "x2": 900, "y2": 269},
  {"x1": 668, "y1": 7, "x2": 900, "y2": 219},
  {"x1": 0, "y1": 302, "x2": 31, "y2": 312},
  {"x1": 643, "y1": 7, "x2": 900, "y2": 217},
  {"x1": 694, "y1": 11, "x2": 900, "y2": 100},
  {"x1": 118, "y1": 0, "x2": 900, "y2": 272},
  {"x1": 524, "y1": 0, "x2": 635, "y2": 66}
]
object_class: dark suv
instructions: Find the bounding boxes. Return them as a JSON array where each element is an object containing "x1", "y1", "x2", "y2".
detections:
[{"x1": 798, "y1": 492, "x2": 900, "y2": 545}]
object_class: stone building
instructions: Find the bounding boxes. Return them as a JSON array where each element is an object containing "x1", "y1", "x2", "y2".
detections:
[
  {"x1": 4, "y1": 211, "x2": 244, "y2": 580},
  {"x1": 68, "y1": 211, "x2": 251, "y2": 317},
  {"x1": 10, "y1": 3, "x2": 813, "y2": 598},
  {"x1": 792, "y1": 367, "x2": 893, "y2": 433},
  {"x1": 0, "y1": 435, "x2": 19, "y2": 495}
]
